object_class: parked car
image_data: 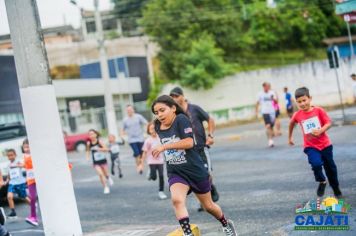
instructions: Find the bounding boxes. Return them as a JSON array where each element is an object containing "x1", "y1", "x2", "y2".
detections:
[{"x1": 63, "y1": 131, "x2": 90, "y2": 152}]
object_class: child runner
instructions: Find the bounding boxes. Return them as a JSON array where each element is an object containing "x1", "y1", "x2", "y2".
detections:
[
  {"x1": 108, "y1": 134, "x2": 124, "y2": 178},
  {"x1": 86, "y1": 129, "x2": 113, "y2": 194},
  {"x1": 288, "y1": 87, "x2": 342, "y2": 198},
  {"x1": 5, "y1": 149, "x2": 30, "y2": 219},
  {"x1": 151, "y1": 95, "x2": 237, "y2": 236},
  {"x1": 22, "y1": 139, "x2": 39, "y2": 226},
  {"x1": 141, "y1": 122, "x2": 168, "y2": 200},
  {"x1": 284, "y1": 87, "x2": 294, "y2": 118}
]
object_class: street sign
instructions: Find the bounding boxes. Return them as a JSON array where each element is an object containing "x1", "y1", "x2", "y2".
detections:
[
  {"x1": 343, "y1": 12, "x2": 356, "y2": 23},
  {"x1": 336, "y1": 0, "x2": 356, "y2": 15},
  {"x1": 69, "y1": 100, "x2": 81, "y2": 117}
]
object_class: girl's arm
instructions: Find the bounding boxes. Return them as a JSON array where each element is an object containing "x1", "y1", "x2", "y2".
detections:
[
  {"x1": 98, "y1": 140, "x2": 109, "y2": 152},
  {"x1": 86, "y1": 142, "x2": 90, "y2": 160},
  {"x1": 152, "y1": 137, "x2": 194, "y2": 158}
]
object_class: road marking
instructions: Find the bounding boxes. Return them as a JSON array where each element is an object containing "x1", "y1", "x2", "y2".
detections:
[
  {"x1": 10, "y1": 229, "x2": 44, "y2": 233},
  {"x1": 86, "y1": 229, "x2": 160, "y2": 236}
]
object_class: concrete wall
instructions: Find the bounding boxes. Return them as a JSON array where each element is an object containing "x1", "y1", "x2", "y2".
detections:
[{"x1": 162, "y1": 59, "x2": 356, "y2": 124}]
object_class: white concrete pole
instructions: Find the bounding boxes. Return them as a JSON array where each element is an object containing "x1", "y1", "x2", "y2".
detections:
[
  {"x1": 94, "y1": 0, "x2": 119, "y2": 138},
  {"x1": 5, "y1": 1, "x2": 82, "y2": 235}
]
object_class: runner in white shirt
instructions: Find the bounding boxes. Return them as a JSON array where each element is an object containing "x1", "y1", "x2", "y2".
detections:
[{"x1": 256, "y1": 82, "x2": 278, "y2": 147}]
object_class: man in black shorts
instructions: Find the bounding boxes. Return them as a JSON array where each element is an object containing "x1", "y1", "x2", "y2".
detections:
[
  {"x1": 170, "y1": 87, "x2": 220, "y2": 209},
  {"x1": 256, "y1": 82, "x2": 277, "y2": 147}
]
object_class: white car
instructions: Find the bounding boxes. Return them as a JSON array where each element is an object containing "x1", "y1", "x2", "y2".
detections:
[{"x1": 0, "y1": 123, "x2": 27, "y2": 176}]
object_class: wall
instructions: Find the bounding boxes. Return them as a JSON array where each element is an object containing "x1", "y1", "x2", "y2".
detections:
[{"x1": 162, "y1": 59, "x2": 356, "y2": 124}]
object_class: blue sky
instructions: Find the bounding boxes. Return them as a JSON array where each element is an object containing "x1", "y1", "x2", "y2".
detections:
[{"x1": 0, "y1": 0, "x2": 112, "y2": 35}]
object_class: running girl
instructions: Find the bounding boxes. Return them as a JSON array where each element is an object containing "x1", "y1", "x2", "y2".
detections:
[
  {"x1": 151, "y1": 95, "x2": 237, "y2": 236},
  {"x1": 142, "y1": 122, "x2": 167, "y2": 200},
  {"x1": 86, "y1": 129, "x2": 113, "y2": 194},
  {"x1": 22, "y1": 139, "x2": 39, "y2": 226}
]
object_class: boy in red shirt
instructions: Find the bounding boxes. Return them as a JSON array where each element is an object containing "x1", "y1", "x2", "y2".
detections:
[{"x1": 288, "y1": 87, "x2": 342, "y2": 198}]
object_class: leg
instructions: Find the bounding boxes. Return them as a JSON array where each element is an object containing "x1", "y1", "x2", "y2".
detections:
[
  {"x1": 305, "y1": 147, "x2": 327, "y2": 197},
  {"x1": 158, "y1": 165, "x2": 164, "y2": 192},
  {"x1": 321, "y1": 146, "x2": 340, "y2": 190},
  {"x1": 94, "y1": 165, "x2": 107, "y2": 187},
  {"x1": 305, "y1": 148, "x2": 325, "y2": 182},
  {"x1": 115, "y1": 155, "x2": 122, "y2": 177},
  {"x1": 170, "y1": 183, "x2": 192, "y2": 235},
  {"x1": 170, "y1": 183, "x2": 189, "y2": 219},
  {"x1": 101, "y1": 164, "x2": 110, "y2": 179},
  {"x1": 28, "y1": 184, "x2": 37, "y2": 218},
  {"x1": 150, "y1": 165, "x2": 158, "y2": 181},
  {"x1": 7, "y1": 192, "x2": 15, "y2": 209},
  {"x1": 195, "y1": 192, "x2": 223, "y2": 219},
  {"x1": 110, "y1": 156, "x2": 116, "y2": 176}
]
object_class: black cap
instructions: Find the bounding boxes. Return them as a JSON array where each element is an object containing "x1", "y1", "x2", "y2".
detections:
[{"x1": 170, "y1": 87, "x2": 184, "y2": 96}]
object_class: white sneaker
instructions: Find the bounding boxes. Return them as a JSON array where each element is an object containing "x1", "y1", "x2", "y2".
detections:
[
  {"x1": 108, "y1": 177, "x2": 114, "y2": 186},
  {"x1": 103, "y1": 186, "x2": 110, "y2": 194},
  {"x1": 158, "y1": 191, "x2": 167, "y2": 200},
  {"x1": 268, "y1": 139, "x2": 274, "y2": 148},
  {"x1": 222, "y1": 219, "x2": 237, "y2": 236}
]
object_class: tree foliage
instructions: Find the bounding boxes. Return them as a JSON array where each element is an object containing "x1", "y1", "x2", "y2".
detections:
[{"x1": 111, "y1": 0, "x2": 346, "y2": 89}]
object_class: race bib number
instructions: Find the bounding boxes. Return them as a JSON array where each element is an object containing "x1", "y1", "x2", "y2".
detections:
[
  {"x1": 164, "y1": 149, "x2": 187, "y2": 165},
  {"x1": 110, "y1": 145, "x2": 120, "y2": 154},
  {"x1": 302, "y1": 116, "x2": 321, "y2": 134},
  {"x1": 93, "y1": 152, "x2": 106, "y2": 161},
  {"x1": 27, "y1": 169, "x2": 35, "y2": 180},
  {"x1": 9, "y1": 168, "x2": 21, "y2": 179}
]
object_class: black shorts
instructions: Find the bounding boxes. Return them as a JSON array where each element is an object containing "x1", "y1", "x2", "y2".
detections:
[
  {"x1": 275, "y1": 109, "x2": 280, "y2": 118},
  {"x1": 287, "y1": 107, "x2": 294, "y2": 114},
  {"x1": 129, "y1": 142, "x2": 144, "y2": 158},
  {"x1": 263, "y1": 114, "x2": 275, "y2": 127}
]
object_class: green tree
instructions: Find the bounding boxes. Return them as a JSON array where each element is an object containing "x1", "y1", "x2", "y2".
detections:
[
  {"x1": 141, "y1": 0, "x2": 241, "y2": 88},
  {"x1": 180, "y1": 34, "x2": 231, "y2": 89}
]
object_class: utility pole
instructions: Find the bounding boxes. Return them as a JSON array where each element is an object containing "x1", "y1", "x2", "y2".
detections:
[
  {"x1": 345, "y1": 20, "x2": 354, "y2": 62},
  {"x1": 331, "y1": 46, "x2": 346, "y2": 124},
  {"x1": 94, "y1": 0, "x2": 119, "y2": 138},
  {"x1": 5, "y1": 0, "x2": 82, "y2": 235}
]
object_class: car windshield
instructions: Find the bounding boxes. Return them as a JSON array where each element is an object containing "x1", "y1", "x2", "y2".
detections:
[{"x1": 0, "y1": 126, "x2": 27, "y2": 141}]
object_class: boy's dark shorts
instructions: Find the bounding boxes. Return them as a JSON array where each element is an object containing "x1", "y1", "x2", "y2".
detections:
[
  {"x1": 129, "y1": 142, "x2": 144, "y2": 158},
  {"x1": 168, "y1": 175, "x2": 211, "y2": 195},
  {"x1": 263, "y1": 114, "x2": 275, "y2": 127},
  {"x1": 8, "y1": 183, "x2": 27, "y2": 198}
]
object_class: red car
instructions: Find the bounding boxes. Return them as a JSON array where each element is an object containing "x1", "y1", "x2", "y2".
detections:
[{"x1": 63, "y1": 132, "x2": 90, "y2": 152}]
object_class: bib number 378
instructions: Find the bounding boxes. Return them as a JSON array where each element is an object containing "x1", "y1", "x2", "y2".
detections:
[{"x1": 302, "y1": 116, "x2": 321, "y2": 134}]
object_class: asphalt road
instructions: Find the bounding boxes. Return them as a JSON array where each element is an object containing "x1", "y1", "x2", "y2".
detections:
[{"x1": 2, "y1": 109, "x2": 356, "y2": 236}]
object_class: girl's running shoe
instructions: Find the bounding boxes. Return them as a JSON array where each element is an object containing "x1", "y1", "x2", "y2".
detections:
[{"x1": 26, "y1": 217, "x2": 39, "y2": 226}]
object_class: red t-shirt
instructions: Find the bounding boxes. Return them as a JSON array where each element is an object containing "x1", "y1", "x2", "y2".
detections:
[{"x1": 291, "y1": 106, "x2": 332, "y2": 150}]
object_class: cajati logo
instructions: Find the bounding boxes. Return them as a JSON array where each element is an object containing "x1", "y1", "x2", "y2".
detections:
[{"x1": 294, "y1": 197, "x2": 351, "y2": 231}]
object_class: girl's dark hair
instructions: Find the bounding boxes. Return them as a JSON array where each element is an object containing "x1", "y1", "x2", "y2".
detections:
[
  {"x1": 151, "y1": 95, "x2": 186, "y2": 116},
  {"x1": 22, "y1": 138, "x2": 29, "y2": 153},
  {"x1": 295, "y1": 87, "x2": 310, "y2": 99},
  {"x1": 151, "y1": 95, "x2": 187, "y2": 126},
  {"x1": 88, "y1": 129, "x2": 100, "y2": 138}
]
